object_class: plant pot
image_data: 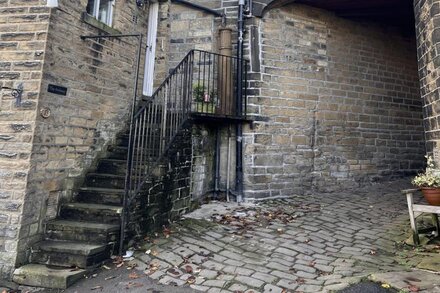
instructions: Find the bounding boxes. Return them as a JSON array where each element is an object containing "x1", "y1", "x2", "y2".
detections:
[{"x1": 421, "y1": 187, "x2": 440, "y2": 206}]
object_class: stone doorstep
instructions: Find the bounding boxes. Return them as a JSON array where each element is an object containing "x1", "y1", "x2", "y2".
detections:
[{"x1": 13, "y1": 264, "x2": 87, "y2": 289}]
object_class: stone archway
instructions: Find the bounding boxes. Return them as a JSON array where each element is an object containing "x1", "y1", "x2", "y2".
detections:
[{"x1": 243, "y1": 0, "x2": 426, "y2": 197}]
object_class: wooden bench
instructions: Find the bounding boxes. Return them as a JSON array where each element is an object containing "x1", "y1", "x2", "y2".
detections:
[{"x1": 402, "y1": 189, "x2": 440, "y2": 245}]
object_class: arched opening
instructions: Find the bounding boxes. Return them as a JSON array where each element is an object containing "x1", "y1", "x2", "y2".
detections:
[{"x1": 245, "y1": 0, "x2": 424, "y2": 196}]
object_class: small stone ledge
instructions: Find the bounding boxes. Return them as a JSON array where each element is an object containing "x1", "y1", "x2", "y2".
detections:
[{"x1": 81, "y1": 13, "x2": 120, "y2": 35}]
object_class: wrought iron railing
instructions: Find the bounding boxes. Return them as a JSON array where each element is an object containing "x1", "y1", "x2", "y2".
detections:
[{"x1": 120, "y1": 50, "x2": 247, "y2": 249}]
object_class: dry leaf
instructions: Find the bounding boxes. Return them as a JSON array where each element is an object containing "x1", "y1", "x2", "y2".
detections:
[
  {"x1": 184, "y1": 265, "x2": 193, "y2": 274},
  {"x1": 167, "y1": 268, "x2": 181, "y2": 276},
  {"x1": 104, "y1": 276, "x2": 116, "y2": 280},
  {"x1": 163, "y1": 225, "x2": 172, "y2": 238},
  {"x1": 126, "y1": 282, "x2": 143, "y2": 289},
  {"x1": 370, "y1": 250, "x2": 377, "y2": 255},
  {"x1": 187, "y1": 276, "x2": 196, "y2": 284},
  {"x1": 128, "y1": 271, "x2": 140, "y2": 279},
  {"x1": 113, "y1": 256, "x2": 123, "y2": 264},
  {"x1": 91, "y1": 285, "x2": 103, "y2": 290},
  {"x1": 381, "y1": 284, "x2": 391, "y2": 288},
  {"x1": 408, "y1": 285, "x2": 420, "y2": 292},
  {"x1": 116, "y1": 262, "x2": 124, "y2": 268}
]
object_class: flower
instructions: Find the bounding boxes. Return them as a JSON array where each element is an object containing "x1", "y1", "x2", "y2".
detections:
[{"x1": 412, "y1": 155, "x2": 440, "y2": 188}]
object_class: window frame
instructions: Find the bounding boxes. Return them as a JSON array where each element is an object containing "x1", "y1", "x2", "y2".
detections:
[{"x1": 88, "y1": 0, "x2": 115, "y2": 27}]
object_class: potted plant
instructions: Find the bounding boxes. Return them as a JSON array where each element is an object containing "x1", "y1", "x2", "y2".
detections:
[
  {"x1": 412, "y1": 155, "x2": 440, "y2": 206},
  {"x1": 193, "y1": 84, "x2": 216, "y2": 114}
]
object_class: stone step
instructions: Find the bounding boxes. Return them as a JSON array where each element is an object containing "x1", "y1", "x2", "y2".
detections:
[
  {"x1": 76, "y1": 187, "x2": 124, "y2": 206},
  {"x1": 31, "y1": 240, "x2": 111, "y2": 268},
  {"x1": 85, "y1": 173, "x2": 126, "y2": 189},
  {"x1": 107, "y1": 145, "x2": 159, "y2": 160},
  {"x1": 46, "y1": 220, "x2": 119, "y2": 243},
  {"x1": 60, "y1": 203, "x2": 122, "y2": 224},
  {"x1": 116, "y1": 133, "x2": 162, "y2": 147},
  {"x1": 96, "y1": 159, "x2": 127, "y2": 175},
  {"x1": 13, "y1": 264, "x2": 86, "y2": 289},
  {"x1": 96, "y1": 159, "x2": 155, "y2": 176}
]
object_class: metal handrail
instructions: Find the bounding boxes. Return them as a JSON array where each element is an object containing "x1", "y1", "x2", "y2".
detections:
[{"x1": 120, "y1": 49, "x2": 248, "y2": 252}]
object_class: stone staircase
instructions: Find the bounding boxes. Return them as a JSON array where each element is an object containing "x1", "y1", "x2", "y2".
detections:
[{"x1": 13, "y1": 133, "x2": 132, "y2": 289}]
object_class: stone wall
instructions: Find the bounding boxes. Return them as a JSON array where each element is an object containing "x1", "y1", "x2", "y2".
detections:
[
  {"x1": 15, "y1": 0, "x2": 150, "y2": 269},
  {"x1": 243, "y1": 4, "x2": 425, "y2": 198},
  {"x1": 130, "y1": 127, "x2": 193, "y2": 236},
  {"x1": 414, "y1": 0, "x2": 440, "y2": 162},
  {"x1": 0, "y1": 0, "x2": 50, "y2": 278}
]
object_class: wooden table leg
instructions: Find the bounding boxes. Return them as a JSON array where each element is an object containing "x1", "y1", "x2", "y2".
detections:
[
  {"x1": 406, "y1": 192, "x2": 420, "y2": 245},
  {"x1": 432, "y1": 213, "x2": 440, "y2": 237}
]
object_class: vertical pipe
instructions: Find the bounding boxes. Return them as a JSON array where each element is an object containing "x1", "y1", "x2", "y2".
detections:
[
  {"x1": 235, "y1": 0, "x2": 245, "y2": 203},
  {"x1": 219, "y1": 29, "x2": 233, "y2": 115},
  {"x1": 226, "y1": 125, "x2": 231, "y2": 202},
  {"x1": 214, "y1": 126, "x2": 221, "y2": 199}
]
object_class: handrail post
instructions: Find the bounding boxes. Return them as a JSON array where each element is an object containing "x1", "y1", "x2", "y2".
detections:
[{"x1": 120, "y1": 33, "x2": 143, "y2": 256}]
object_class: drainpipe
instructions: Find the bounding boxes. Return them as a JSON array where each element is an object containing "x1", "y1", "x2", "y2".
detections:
[{"x1": 235, "y1": 0, "x2": 245, "y2": 203}]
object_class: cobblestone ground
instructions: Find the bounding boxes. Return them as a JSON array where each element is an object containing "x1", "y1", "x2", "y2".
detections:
[{"x1": 133, "y1": 181, "x2": 415, "y2": 293}]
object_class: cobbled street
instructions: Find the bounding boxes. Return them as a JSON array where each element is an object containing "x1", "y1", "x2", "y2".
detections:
[{"x1": 131, "y1": 181, "x2": 417, "y2": 293}]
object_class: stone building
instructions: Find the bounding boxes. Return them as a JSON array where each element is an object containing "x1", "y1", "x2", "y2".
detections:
[{"x1": 0, "y1": 0, "x2": 434, "y2": 287}]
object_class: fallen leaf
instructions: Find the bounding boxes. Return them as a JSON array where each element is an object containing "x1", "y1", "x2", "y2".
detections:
[
  {"x1": 104, "y1": 276, "x2": 116, "y2": 280},
  {"x1": 126, "y1": 282, "x2": 143, "y2": 289},
  {"x1": 370, "y1": 250, "x2": 377, "y2": 255},
  {"x1": 167, "y1": 268, "x2": 181, "y2": 276},
  {"x1": 102, "y1": 265, "x2": 111, "y2": 270},
  {"x1": 116, "y1": 262, "x2": 124, "y2": 268},
  {"x1": 381, "y1": 284, "x2": 391, "y2": 288},
  {"x1": 145, "y1": 249, "x2": 151, "y2": 254},
  {"x1": 128, "y1": 271, "x2": 140, "y2": 279},
  {"x1": 91, "y1": 285, "x2": 103, "y2": 290},
  {"x1": 184, "y1": 265, "x2": 193, "y2": 274},
  {"x1": 296, "y1": 277, "x2": 305, "y2": 284},
  {"x1": 408, "y1": 284, "x2": 420, "y2": 292},
  {"x1": 163, "y1": 225, "x2": 172, "y2": 238},
  {"x1": 187, "y1": 276, "x2": 196, "y2": 284}
]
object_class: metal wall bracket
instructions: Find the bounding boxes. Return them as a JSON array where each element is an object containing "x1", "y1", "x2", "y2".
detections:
[{"x1": 1, "y1": 83, "x2": 24, "y2": 107}]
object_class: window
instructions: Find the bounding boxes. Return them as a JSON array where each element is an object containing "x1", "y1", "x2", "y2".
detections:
[{"x1": 86, "y1": 0, "x2": 115, "y2": 26}]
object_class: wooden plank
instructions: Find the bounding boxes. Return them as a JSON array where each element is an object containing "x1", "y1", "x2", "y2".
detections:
[
  {"x1": 406, "y1": 192, "x2": 420, "y2": 245},
  {"x1": 402, "y1": 188, "x2": 419, "y2": 194},
  {"x1": 413, "y1": 204, "x2": 440, "y2": 214}
]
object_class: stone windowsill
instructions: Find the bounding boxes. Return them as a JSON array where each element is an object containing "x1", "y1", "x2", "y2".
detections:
[{"x1": 81, "y1": 12, "x2": 121, "y2": 35}]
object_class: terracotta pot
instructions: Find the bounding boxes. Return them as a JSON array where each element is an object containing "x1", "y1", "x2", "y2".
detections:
[{"x1": 421, "y1": 187, "x2": 440, "y2": 206}]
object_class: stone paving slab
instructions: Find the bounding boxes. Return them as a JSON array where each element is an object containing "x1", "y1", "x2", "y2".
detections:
[
  {"x1": 132, "y1": 180, "x2": 428, "y2": 292},
  {"x1": 370, "y1": 270, "x2": 440, "y2": 293}
]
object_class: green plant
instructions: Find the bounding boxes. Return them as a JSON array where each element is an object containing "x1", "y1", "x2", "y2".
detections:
[
  {"x1": 193, "y1": 84, "x2": 205, "y2": 102},
  {"x1": 412, "y1": 155, "x2": 440, "y2": 188}
]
